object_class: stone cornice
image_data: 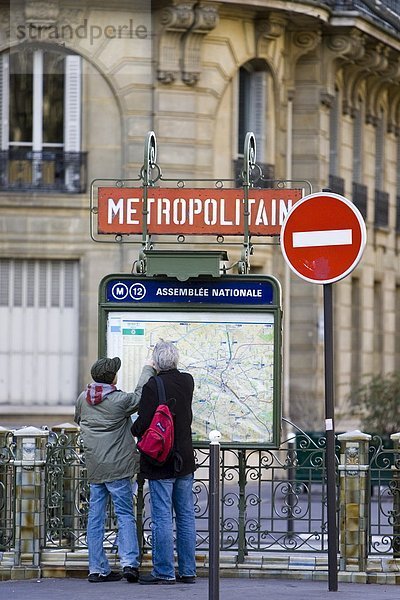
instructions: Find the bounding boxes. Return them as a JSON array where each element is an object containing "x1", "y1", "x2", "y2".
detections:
[
  {"x1": 256, "y1": 12, "x2": 286, "y2": 42},
  {"x1": 156, "y1": 1, "x2": 219, "y2": 86},
  {"x1": 325, "y1": 29, "x2": 365, "y2": 62},
  {"x1": 181, "y1": 2, "x2": 220, "y2": 85}
]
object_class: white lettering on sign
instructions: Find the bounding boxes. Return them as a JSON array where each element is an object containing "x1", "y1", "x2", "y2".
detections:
[
  {"x1": 153, "y1": 287, "x2": 263, "y2": 298},
  {"x1": 155, "y1": 287, "x2": 210, "y2": 297},
  {"x1": 106, "y1": 196, "x2": 293, "y2": 228},
  {"x1": 292, "y1": 229, "x2": 352, "y2": 248},
  {"x1": 211, "y1": 288, "x2": 262, "y2": 298},
  {"x1": 108, "y1": 198, "x2": 124, "y2": 224}
]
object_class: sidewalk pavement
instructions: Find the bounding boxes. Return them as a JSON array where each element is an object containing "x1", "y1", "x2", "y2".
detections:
[{"x1": 0, "y1": 576, "x2": 399, "y2": 600}]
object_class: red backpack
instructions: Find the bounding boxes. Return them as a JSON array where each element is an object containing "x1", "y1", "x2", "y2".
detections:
[{"x1": 137, "y1": 376, "x2": 175, "y2": 466}]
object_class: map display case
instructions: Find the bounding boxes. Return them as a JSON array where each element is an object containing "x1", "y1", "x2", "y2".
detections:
[{"x1": 98, "y1": 275, "x2": 282, "y2": 448}]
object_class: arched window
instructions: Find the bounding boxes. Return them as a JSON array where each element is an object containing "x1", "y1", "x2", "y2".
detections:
[
  {"x1": 353, "y1": 97, "x2": 364, "y2": 184},
  {"x1": 235, "y1": 60, "x2": 275, "y2": 184},
  {"x1": 329, "y1": 87, "x2": 340, "y2": 176},
  {"x1": 374, "y1": 107, "x2": 388, "y2": 227},
  {"x1": 328, "y1": 86, "x2": 345, "y2": 195},
  {"x1": 352, "y1": 96, "x2": 367, "y2": 219},
  {"x1": 0, "y1": 46, "x2": 85, "y2": 192}
]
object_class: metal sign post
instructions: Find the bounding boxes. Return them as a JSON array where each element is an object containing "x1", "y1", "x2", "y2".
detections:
[
  {"x1": 208, "y1": 430, "x2": 221, "y2": 600},
  {"x1": 280, "y1": 191, "x2": 367, "y2": 592}
]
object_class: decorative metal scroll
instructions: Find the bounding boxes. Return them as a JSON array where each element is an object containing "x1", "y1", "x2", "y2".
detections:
[{"x1": 89, "y1": 131, "x2": 311, "y2": 275}]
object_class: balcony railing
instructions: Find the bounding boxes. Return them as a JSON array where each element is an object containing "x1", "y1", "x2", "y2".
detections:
[
  {"x1": 352, "y1": 181, "x2": 368, "y2": 220},
  {"x1": 374, "y1": 189, "x2": 389, "y2": 228},
  {"x1": 328, "y1": 174, "x2": 345, "y2": 196},
  {"x1": 233, "y1": 158, "x2": 275, "y2": 188},
  {"x1": 0, "y1": 149, "x2": 87, "y2": 194},
  {"x1": 321, "y1": 0, "x2": 400, "y2": 37}
]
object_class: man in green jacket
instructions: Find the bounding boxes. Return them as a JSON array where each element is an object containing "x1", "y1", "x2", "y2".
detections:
[{"x1": 75, "y1": 356, "x2": 155, "y2": 583}]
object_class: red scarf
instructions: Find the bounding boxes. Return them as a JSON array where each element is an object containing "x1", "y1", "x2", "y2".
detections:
[{"x1": 86, "y1": 383, "x2": 116, "y2": 405}]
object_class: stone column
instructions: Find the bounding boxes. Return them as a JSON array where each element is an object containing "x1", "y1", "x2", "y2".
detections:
[
  {"x1": 391, "y1": 432, "x2": 400, "y2": 558},
  {"x1": 12, "y1": 426, "x2": 49, "y2": 577},
  {"x1": 337, "y1": 430, "x2": 371, "y2": 572}
]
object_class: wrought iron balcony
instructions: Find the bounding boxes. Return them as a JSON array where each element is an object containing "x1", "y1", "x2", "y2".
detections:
[
  {"x1": 374, "y1": 188, "x2": 389, "y2": 228},
  {"x1": 0, "y1": 149, "x2": 87, "y2": 194},
  {"x1": 328, "y1": 174, "x2": 345, "y2": 196},
  {"x1": 233, "y1": 158, "x2": 275, "y2": 188},
  {"x1": 352, "y1": 181, "x2": 368, "y2": 220},
  {"x1": 320, "y1": 0, "x2": 400, "y2": 37}
]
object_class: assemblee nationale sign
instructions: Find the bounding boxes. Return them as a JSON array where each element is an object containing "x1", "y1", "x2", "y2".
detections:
[{"x1": 97, "y1": 187, "x2": 303, "y2": 236}]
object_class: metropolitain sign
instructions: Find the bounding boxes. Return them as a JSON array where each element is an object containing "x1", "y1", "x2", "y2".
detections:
[{"x1": 97, "y1": 187, "x2": 303, "y2": 236}]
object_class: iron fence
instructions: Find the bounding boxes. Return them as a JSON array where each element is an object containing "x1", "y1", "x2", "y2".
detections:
[
  {"x1": 0, "y1": 432, "x2": 14, "y2": 551},
  {"x1": 0, "y1": 427, "x2": 399, "y2": 561}
]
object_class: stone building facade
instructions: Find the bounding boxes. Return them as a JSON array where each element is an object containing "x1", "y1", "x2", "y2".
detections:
[{"x1": 0, "y1": 0, "x2": 399, "y2": 432}]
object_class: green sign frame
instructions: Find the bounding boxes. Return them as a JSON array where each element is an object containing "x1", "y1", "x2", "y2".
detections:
[{"x1": 98, "y1": 274, "x2": 282, "y2": 448}]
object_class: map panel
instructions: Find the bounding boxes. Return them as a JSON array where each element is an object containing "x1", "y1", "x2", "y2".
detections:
[{"x1": 107, "y1": 311, "x2": 275, "y2": 445}]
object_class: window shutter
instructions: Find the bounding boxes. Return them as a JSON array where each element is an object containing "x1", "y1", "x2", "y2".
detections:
[
  {"x1": 353, "y1": 105, "x2": 363, "y2": 183},
  {"x1": 0, "y1": 53, "x2": 9, "y2": 151},
  {"x1": 329, "y1": 91, "x2": 339, "y2": 176},
  {"x1": 64, "y1": 55, "x2": 81, "y2": 152},
  {"x1": 375, "y1": 111, "x2": 384, "y2": 190},
  {"x1": 248, "y1": 71, "x2": 266, "y2": 162}
]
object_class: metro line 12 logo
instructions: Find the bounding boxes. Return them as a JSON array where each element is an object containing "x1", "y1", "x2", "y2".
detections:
[{"x1": 111, "y1": 282, "x2": 146, "y2": 301}]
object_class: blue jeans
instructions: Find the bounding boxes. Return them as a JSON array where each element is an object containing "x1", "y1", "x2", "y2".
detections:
[
  {"x1": 87, "y1": 477, "x2": 139, "y2": 575},
  {"x1": 149, "y1": 474, "x2": 196, "y2": 580}
]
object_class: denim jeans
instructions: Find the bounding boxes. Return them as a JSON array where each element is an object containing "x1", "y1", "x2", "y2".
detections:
[
  {"x1": 87, "y1": 477, "x2": 139, "y2": 575},
  {"x1": 149, "y1": 474, "x2": 196, "y2": 580}
]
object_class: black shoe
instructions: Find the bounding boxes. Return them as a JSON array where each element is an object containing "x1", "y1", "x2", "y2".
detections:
[
  {"x1": 176, "y1": 574, "x2": 196, "y2": 584},
  {"x1": 123, "y1": 566, "x2": 139, "y2": 583},
  {"x1": 88, "y1": 571, "x2": 122, "y2": 583},
  {"x1": 139, "y1": 573, "x2": 175, "y2": 585}
]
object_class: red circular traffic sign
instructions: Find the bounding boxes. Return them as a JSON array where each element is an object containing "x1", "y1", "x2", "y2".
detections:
[{"x1": 281, "y1": 192, "x2": 367, "y2": 284}]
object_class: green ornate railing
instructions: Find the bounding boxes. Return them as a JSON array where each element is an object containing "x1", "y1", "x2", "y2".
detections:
[{"x1": 0, "y1": 425, "x2": 399, "y2": 563}]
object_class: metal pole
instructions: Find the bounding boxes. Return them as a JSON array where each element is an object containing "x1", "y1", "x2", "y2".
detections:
[
  {"x1": 208, "y1": 430, "x2": 221, "y2": 600},
  {"x1": 323, "y1": 283, "x2": 338, "y2": 591}
]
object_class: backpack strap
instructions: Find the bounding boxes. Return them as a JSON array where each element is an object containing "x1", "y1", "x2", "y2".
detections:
[{"x1": 154, "y1": 375, "x2": 166, "y2": 405}]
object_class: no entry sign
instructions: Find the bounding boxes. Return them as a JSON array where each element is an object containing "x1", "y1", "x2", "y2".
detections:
[{"x1": 280, "y1": 192, "x2": 367, "y2": 284}]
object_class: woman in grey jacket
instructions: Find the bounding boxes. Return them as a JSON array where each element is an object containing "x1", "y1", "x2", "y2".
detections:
[{"x1": 75, "y1": 356, "x2": 155, "y2": 583}]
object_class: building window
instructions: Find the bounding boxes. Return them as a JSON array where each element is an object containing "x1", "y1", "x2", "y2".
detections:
[
  {"x1": 0, "y1": 47, "x2": 86, "y2": 193},
  {"x1": 395, "y1": 284, "x2": 400, "y2": 371},
  {"x1": 397, "y1": 134, "x2": 400, "y2": 233},
  {"x1": 373, "y1": 280, "x2": 383, "y2": 374},
  {"x1": 329, "y1": 87, "x2": 345, "y2": 195},
  {"x1": 352, "y1": 97, "x2": 367, "y2": 219},
  {"x1": 235, "y1": 61, "x2": 275, "y2": 186},
  {"x1": 350, "y1": 277, "x2": 362, "y2": 398},
  {"x1": 375, "y1": 108, "x2": 385, "y2": 191},
  {"x1": 329, "y1": 87, "x2": 340, "y2": 177},
  {"x1": 353, "y1": 98, "x2": 364, "y2": 184},
  {"x1": 374, "y1": 108, "x2": 389, "y2": 227}
]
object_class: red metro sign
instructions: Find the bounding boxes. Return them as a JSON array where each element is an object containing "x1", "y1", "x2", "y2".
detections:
[
  {"x1": 280, "y1": 192, "x2": 367, "y2": 284},
  {"x1": 97, "y1": 187, "x2": 303, "y2": 236}
]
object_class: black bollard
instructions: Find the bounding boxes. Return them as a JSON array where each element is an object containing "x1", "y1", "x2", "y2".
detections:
[{"x1": 208, "y1": 430, "x2": 221, "y2": 600}]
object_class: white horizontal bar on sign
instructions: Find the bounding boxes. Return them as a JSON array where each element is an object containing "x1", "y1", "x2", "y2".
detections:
[{"x1": 292, "y1": 229, "x2": 352, "y2": 248}]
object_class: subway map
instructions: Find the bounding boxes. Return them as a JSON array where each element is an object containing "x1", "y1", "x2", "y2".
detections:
[{"x1": 107, "y1": 312, "x2": 276, "y2": 444}]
